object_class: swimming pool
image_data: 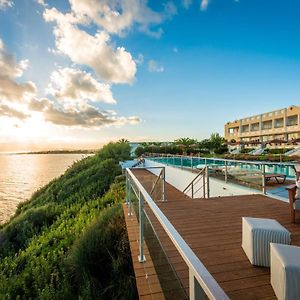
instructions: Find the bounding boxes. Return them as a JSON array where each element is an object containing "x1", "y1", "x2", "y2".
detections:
[{"x1": 148, "y1": 156, "x2": 296, "y2": 181}]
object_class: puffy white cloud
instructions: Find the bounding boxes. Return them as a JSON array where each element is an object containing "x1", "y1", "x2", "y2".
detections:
[
  {"x1": 0, "y1": 40, "x2": 141, "y2": 130},
  {"x1": 0, "y1": 0, "x2": 13, "y2": 10},
  {"x1": 68, "y1": 0, "x2": 173, "y2": 36},
  {"x1": 47, "y1": 67, "x2": 116, "y2": 104},
  {"x1": 44, "y1": 8, "x2": 136, "y2": 84},
  {"x1": 148, "y1": 60, "x2": 164, "y2": 73},
  {"x1": 36, "y1": 0, "x2": 46, "y2": 6},
  {"x1": 200, "y1": 0, "x2": 209, "y2": 11},
  {"x1": 29, "y1": 98, "x2": 140, "y2": 128},
  {"x1": 0, "y1": 39, "x2": 36, "y2": 102}
]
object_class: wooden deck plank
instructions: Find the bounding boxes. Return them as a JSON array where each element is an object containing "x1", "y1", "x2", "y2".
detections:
[{"x1": 129, "y1": 169, "x2": 300, "y2": 299}]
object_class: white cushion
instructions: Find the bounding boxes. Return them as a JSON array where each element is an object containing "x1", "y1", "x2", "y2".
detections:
[
  {"x1": 242, "y1": 217, "x2": 291, "y2": 267},
  {"x1": 271, "y1": 243, "x2": 300, "y2": 300}
]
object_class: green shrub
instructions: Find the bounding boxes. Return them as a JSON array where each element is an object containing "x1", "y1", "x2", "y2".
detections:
[
  {"x1": 66, "y1": 205, "x2": 137, "y2": 300},
  {"x1": 0, "y1": 142, "x2": 136, "y2": 299}
]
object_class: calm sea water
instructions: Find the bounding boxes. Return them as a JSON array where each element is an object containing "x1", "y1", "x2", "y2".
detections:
[{"x1": 0, "y1": 154, "x2": 88, "y2": 224}]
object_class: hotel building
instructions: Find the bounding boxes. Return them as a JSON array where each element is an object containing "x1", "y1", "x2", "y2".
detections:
[{"x1": 225, "y1": 105, "x2": 300, "y2": 148}]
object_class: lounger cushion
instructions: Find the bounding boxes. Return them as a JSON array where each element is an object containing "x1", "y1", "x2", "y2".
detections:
[{"x1": 271, "y1": 243, "x2": 300, "y2": 300}]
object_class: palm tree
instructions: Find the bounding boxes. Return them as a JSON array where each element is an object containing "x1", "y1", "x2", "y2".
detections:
[
  {"x1": 174, "y1": 138, "x2": 198, "y2": 147},
  {"x1": 117, "y1": 138, "x2": 129, "y2": 144}
]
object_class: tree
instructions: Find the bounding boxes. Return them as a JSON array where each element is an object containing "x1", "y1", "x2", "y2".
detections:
[
  {"x1": 174, "y1": 138, "x2": 198, "y2": 147},
  {"x1": 209, "y1": 133, "x2": 225, "y2": 149},
  {"x1": 117, "y1": 138, "x2": 129, "y2": 144}
]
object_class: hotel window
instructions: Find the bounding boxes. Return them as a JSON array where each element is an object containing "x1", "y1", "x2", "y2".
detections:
[
  {"x1": 287, "y1": 115, "x2": 298, "y2": 126},
  {"x1": 262, "y1": 135, "x2": 273, "y2": 142},
  {"x1": 262, "y1": 120, "x2": 272, "y2": 130},
  {"x1": 242, "y1": 124, "x2": 249, "y2": 132},
  {"x1": 229, "y1": 127, "x2": 239, "y2": 134},
  {"x1": 274, "y1": 134, "x2": 285, "y2": 140},
  {"x1": 274, "y1": 118, "x2": 284, "y2": 128},
  {"x1": 250, "y1": 122, "x2": 260, "y2": 131},
  {"x1": 288, "y1": 133, "x2": 300, "y2": 140}
]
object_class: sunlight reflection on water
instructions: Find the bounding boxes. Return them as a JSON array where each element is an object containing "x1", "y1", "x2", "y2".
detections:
[{"x1": 0, "y1": 154, "x2": 88, "y2": 224}]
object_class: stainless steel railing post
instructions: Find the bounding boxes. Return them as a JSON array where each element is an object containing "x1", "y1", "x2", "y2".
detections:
[
  {"x1": 125, "y1": 170, "x2": 128, "y2": 205},
  {"x1": 262, "y1": 163, "x2": 266, "y2": 195},
  {"x1": 138, "y1": 190, "x2": 146, "y2": 263},
  {"x1": 163, "y1": 167, "x2": 166, "y2": 202},
  {"x1": 191, "y1": 182, "x2": 194, "y2": 199},
  {"x1": 128, "y1": 177, "x2": 132, "y2": 217},
  {"x1": 203, "y1": 171, "x2": 206, "y2": 198},
  {"x1": 206, "y1": 166, "x2": 210, "y2": 198},
  {"x1": 224, "y1": 160, "x2": 228, "y2": 183}
]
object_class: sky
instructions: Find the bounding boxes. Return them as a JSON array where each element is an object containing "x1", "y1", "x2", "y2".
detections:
[{"x1": 0, "y1": 0, "x2": 300, "y2": 152}]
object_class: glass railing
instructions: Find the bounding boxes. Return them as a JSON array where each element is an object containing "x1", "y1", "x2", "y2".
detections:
[
  {"x1": 126, "y1": 168, "x2": 229, "y2": 300},
  {"x1": 146, "y1": 154, "x2": 296, "y2": 194}
]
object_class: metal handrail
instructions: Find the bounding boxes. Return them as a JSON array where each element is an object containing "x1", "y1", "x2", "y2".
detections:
[
  {"x1": 126, "y1": 168, "x2": 229, "y2": 300},
  {"x1": 183, "y1": 167, "x2": 206, "y2": 194},
  {"x1": 183, "y1": 166, "x2": 209, "y2": 199},
  {"x1": 131, "y1": 166, "x2": 166, "y2": 201},
  {"x1": 150, "y1": 167, "x2": 165, "y2": 201}
]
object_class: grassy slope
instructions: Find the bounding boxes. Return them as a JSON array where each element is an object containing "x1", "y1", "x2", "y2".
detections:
[{"x1": 0, "y1": 142, "x2": 137, "y2": 299}]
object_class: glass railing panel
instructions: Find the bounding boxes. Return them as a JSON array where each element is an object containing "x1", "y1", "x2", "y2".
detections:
[
  {"x1": 143, "y1": 208, "x2": 188, "y2": 299},
  {"x1": 207, "y1": 159, "x2": 226, "y2": 181},
  {"x1": 150, "y1": 173, "x2": 165, "y2": 202},
  {"x1": 226, "y1": 161, "x2": 263, "y2": 190}
]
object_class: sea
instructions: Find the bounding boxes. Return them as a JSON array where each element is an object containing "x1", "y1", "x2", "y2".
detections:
[{"x1": 0, "y1": 153, "x2": 88, "y2": 224}]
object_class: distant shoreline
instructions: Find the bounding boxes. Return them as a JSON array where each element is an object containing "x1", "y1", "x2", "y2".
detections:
[{"x1": 6, "y1": 150, "x2": 97, "y2": 155}]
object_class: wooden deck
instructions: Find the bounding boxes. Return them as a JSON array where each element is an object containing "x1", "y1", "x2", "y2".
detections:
[{"x1": 127, "y1": 169, "x2": 300, "y2": 299}]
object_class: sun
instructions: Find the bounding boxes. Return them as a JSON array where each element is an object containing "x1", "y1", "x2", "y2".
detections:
[{"x1": 0, "y1": 112, "x2": 50, "y2": 143}]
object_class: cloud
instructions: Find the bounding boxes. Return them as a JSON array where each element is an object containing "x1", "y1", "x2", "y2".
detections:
[
  {"x1": 44, "y1": 8, "x2": 136, "y2": 84},
  {"x1": 182, "y1": 0, "x2": 192, "y2": 9},
  {"x1": 0, "y1": 39, "x2": 36, "y2": 102},
  {"x1": 0, "y1": 102, "x2": 29, "y2": 120},
  {"x1": 200, "y1": 0, "x2": 209, "y2": 11},
  {"x1": 36, "y1": 0, "x2": 47, "y2": 6},
  {"x1": 0, "y1": 39, "x2": 141, "y2": 130},
  {"x1": 68, "y1": 0, "x2": 174, "y2": 37},
  {"x1": 47, "y1": 67, "x2": 116, "y2": 104},
  {"x1": 148, "y1": 60, "x2": 164, "y2": 73},
  {"x1": 29, "y1": 98, "x2": 140, "y2": 128},
  {"x1": 0, "y1": 0, "x2": 13, "y2": 10},
  {"x1": 135, "y1": 53, "x2": 144, "y2": 65},
  {"x1": 164, "y1": 1, "x2": 177, "y2": 18}
]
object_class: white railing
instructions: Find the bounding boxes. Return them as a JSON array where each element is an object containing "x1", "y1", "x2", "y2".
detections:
[{"x1": 126, "y1": 168, "x2": 229, "y2": 300}]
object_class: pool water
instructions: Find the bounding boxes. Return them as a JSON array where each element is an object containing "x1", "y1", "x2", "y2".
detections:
[{"x1": 149, "y1": 157, "x2": 296, "y2": 180}]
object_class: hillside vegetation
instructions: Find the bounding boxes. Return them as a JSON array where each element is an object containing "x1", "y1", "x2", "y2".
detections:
[{"x1": 0, "y1": 142, "x2": 137, "y2": 299}]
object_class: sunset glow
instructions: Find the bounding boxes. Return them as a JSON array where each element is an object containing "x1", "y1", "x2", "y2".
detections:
[{"x1": 1, "y1": 0, "x2": 300, "y2": 152}]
